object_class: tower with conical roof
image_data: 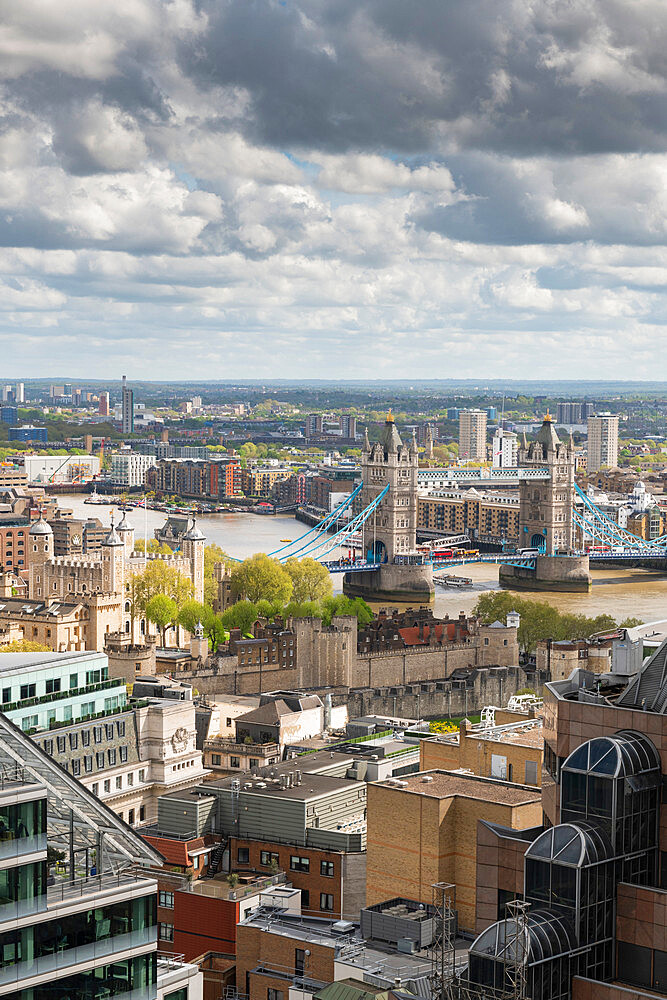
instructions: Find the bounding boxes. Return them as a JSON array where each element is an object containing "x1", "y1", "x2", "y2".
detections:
[
  {"x1": 101, "y1": 514, "x2": 126, "y2": 594},
  {"x1": 359, "y1": 412, "x2": 418, "y2": 563},
  {"x1": 182, "y1": 517, "x2": 205, "y2": 602},
  {"x1": 517, "y1": 414, "x2": 574, "y2": 556}
]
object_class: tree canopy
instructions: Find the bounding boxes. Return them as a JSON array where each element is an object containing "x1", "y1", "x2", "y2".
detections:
[
  {"x1": 0, "y1": 640, "x2": 52, "y2": 652},
  {"x1": 145, "y1": 594, "x2": 178, "y2": 645},
  {"x1": 128, "y1": 560, "x2": 193, "y2": 622},
  {"x1": 284, "y1": 557, "x2": 333, "y2": 603},
  {"x1": 229, "y1": 554, "x2": 293, "y2": 605}
]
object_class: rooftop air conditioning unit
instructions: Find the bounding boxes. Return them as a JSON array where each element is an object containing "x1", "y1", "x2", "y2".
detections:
[{"x1": 421, "y1": 776, "x2": 434, "y2": 783}]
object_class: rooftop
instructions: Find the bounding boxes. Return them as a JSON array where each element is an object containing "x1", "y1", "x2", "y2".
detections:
[
  {"x1": 203, "y1": 770, "x2": 363, "y2": 801},
  {"x1": 379, "y1": 770, "x2": 541, "y2": 805},
  {"x1": 0, "y1": 649, "x2": 107, "y2": 673}
]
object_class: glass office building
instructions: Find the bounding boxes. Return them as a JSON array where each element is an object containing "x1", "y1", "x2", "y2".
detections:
[
  {"x1": 0, "y1": 710, "x2": 163, "y2": 999},
  {"x1": 466, "y1": 730, "x2": 662, "y2": 1000}
]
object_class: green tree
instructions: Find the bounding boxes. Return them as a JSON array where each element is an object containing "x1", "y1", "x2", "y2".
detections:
[
  {"x1": 134, "y1": 538, "x2": 173, "y2": 554},
  {"x1": 128, "y1": 561, "x2": 194, "y2": 628},
  {"x1": 178, "y1": 600, "x2": 227, "y2": 648},
  {"x1": 0, "y1": 640, "x2": 52, "y2": 652},
  {"x1": 229, "y1": 554, "x2": 293, "y2": 605},
  {"x1": 619, "y1": 617, "x2": 644, "y2": 629},
  {"x1": 146, "y1": 594, "x2": 178, "y2": 645},
  {"x1": 284, "y1": 557, "x2": 333, "y2": 603},
  {"x1": 221, "y1": 600, "x2": 259, "y2": 636},
  {"x1": 321, "y1": 595, "x2": 373, "y2": 628}
]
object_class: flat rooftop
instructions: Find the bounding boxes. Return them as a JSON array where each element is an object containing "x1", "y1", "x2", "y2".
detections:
[
  {"x1": 379, "y1": 770, "x2": 541, "y2": 805},
  {"x1": 202, "y1": 771, "x2": 363, "y2": 801},
  {"x1": 0, "y1": 649, "x2": 107, "y2": 673}
]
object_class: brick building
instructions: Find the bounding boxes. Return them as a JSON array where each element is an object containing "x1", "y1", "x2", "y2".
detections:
[
  {"x1": 420, "y1": 714, "x2": 543, "y2": 786},
  {"x1": 366, "y1": 770, "x2": 541, "y2": 933},
  {"x1": 417, "y1": 489, "x2": 520, "y2": 545}
]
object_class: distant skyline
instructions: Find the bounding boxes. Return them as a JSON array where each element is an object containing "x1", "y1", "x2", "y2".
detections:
[{"x1": 1, "y1": 2, "x2": 665, "y2": 378}]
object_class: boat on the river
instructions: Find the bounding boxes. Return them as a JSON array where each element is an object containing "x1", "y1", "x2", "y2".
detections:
[
  {"x1": 280, "y1": 538, "x2": 292, "y2": 543},
  {"x1": 434, "y1": 574, "x2": 473, "y2": 588}
]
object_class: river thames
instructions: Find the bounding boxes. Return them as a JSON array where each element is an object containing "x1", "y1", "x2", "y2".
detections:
[{"x1": 59, "y1": 495, "x2": 667, "y2": 624}]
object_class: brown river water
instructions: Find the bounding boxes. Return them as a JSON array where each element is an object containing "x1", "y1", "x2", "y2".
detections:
[{"x1": 59, "y1": 496, "x2": 667, "y2": 625}]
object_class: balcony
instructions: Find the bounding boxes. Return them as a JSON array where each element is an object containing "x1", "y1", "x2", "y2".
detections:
[
  {"x1": 2, "y1": 677, "x2": 125, "y2": 714},
  {"x1": 47, "y1": 869, "x2": 156, "y2": 907}
]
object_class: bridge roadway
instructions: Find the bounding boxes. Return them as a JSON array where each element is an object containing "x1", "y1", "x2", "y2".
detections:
[{"x1": 320, "y1": 549, "x2": 667, "y2": 573}]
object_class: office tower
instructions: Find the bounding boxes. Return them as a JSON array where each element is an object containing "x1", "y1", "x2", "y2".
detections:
[
  {"x1": 587, "y1": 413, "x2": 619, "y2": 473},
  {"x1": 14, "y1": 382, "x2": 24, "y2": 403},
  {"x1": 0, "y1": 405, "x2": 18, "y2": 425},
  {"x1": 492, "y1": 427, "x2": 518, "y2": 468},
  {"x1": 447, "y1": 407, "x2": 460, "y2": 420},
  {"x1": 459, "y1": 409, "x2": 487, "y2": 462},
  {"x1": 486, "y1": 406, "x2": 498, "y2": 421},
  {"x1": 1, "y1": 385, "x2": 11, "y2": 402},
  {"x1": 121, "y1": 374, "x2": 134, "y2": 434},
  {"x1": 63, "y1": 383, "x2": 72, "y2": 396},
  {"x1": 98, "y1": 390, "x2": 110, "y2": 416}
]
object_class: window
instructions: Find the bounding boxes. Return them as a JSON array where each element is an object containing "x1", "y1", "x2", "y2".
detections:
[
  {"x1": 116, "y1": 720, "x2": 126, "y2": 737},
  {"x1": 165, "y1": 991, "x2": 188, "y2": 1000},
  {"x1": 212, "y1": 754, "x2": 221, "y2": 766},
  {"x1": 94, "y1": 726, "x2": 103, "y2": 743},
  {"x1": 226, "y1": 717, "x2": 232, "y2": 727},
  {"x1": 82, "y1": 729, "x2": 90, "y2": 747},
  {"x1": 103, "y1": 780, "x2": 111, "y2": 793},
  {"x1": 115, "y1": 776, "x2": 122, "y2": 790},
  {"x1": 72, "y1": 760, "x2": 81, "y2": 776},
  {"x1": 45, "y1": 678, "x2": 61, "y2": 694},
  {"x1": 128, "y1": 809, "x2": 135, "y2": 825},
  {"x1": 260, "y1": 851, "x2": 279, "y2": 867},
  {"x1": 69, "y1": 732, "x2": 78, "y2": 750},
  {"x1": 159, "y1": 890, "x2": 175, "y2": 908},
  {"x1": 525, "y1": 761, "x2": 538, "y2": 786},
  {"x1": 96, "y1": 752, "x2": 105, "y2": 769},
  {"x1": 139, "y1": 806, "x2": 145, "y2": 821},
  {"x1": 159, "y1": 923, "x2": 174, "y2": 942},
  {"x1": 70, "y1": 673, "x2": 78, "y2": 688},
  {"x1": 237, "y1": 847, "x2": 250, "y2": 864},
  {"x1": 108, "y1": 749, "x2": 117, "y2": 766},
  {"x1": 301, "y1": 889, "x2": 310, "y2": 908},
  {"x1": 127, "y1": 772, "x2": 134, "y2": 786},
  {"x1": 120, "y1": 746, "x2": 128, "y2": 763},
  {"x1": 268, "y1": 991, "x2": 284, "y2": 1000},
  {"x1": 320, "y1": 860, "x2": 335, "y2": 877},
  {"x1": 138, "y1": 769, "x2": 145, "y2": 782},
  {"x1": 320, "y1": 893, "x2": 334, "y2": 911},
  {"x1": 43, "y1": 739, "x2": 53, "y2": 754},
  {"x1": 295, "y1": 948, "x2": 306, "y2": 976},
  {"x1": 20, "y1": 684, "x2": 36, "y2": 700},
  {"x1": 92, "y1": 783, "x2": 99, "y2": 796},
  {"x1": 84, "y1": 755, "x2": 93, "y2": 773},
  {"x1": 230, "y1": 756, "x2": 240, "y2": 768},
  {"x1": 290, "y1": 856, "x2": 310, "y2": 873},
  {"x1": 105, "y1": 724, "x2": 114, "y2": 740},
  {"x1": 250, "y1": 758, "x2": 259, "y2": 769},
  {"x1": 1, "y1": 688, "x2": 9, "y2": 704}
]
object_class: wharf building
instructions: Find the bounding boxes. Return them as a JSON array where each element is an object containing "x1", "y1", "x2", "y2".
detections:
[
  {"x1": 461, "y1": 632, "x2": 667, "y2": 1000},
  {"x1": 0, "y1": 706, "x2": 203, "y2": 1000}
]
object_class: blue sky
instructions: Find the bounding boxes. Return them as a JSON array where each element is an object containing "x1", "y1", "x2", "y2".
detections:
[{"x1": 0, "y1": 0, "x2": 666, "y2": 379}]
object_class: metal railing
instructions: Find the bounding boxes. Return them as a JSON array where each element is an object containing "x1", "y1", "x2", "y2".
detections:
[
  {"x1": 0, "y1": 764, "x2": 38, "y2": 789},
  {"x1": 47, "y1": 868, "x2": 155, "y2": 904}
]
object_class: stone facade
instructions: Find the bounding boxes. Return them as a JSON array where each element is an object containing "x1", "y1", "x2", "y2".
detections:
[
  {"x1": 517, "y1": 414, "x2": 575, "y2": 556},
  {"x1": 26, "y1": 512, "x2": 204, "y2": 649}
]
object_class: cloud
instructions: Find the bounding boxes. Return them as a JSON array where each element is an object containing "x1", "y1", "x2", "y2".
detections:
[{"x1": 0, "y1": 0, "x2": 663, "y2": 378}]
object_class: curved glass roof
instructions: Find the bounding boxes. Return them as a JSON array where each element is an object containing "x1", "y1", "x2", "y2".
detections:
[
  {"x1": 469, "y1": 908, "x2": 577, "y2": 965},
  {"x1": 562, "y1": 731, "x2": 660, "y2": 778},
  {"x1": 525, "y1": 822, "x2": 613, "y2": 866}
]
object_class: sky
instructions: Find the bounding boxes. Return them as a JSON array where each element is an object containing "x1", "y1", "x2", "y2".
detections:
[{"x1": 1, "y1": 0, "x2": 667, "y2": 380}]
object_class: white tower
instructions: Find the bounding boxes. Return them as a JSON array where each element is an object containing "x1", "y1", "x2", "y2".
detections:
[{"x1": 182, "y1": 518, "x2": 205, "y2": 602}]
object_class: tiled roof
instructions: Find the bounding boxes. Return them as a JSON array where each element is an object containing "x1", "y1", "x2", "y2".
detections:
[{"x1": 142, "y1": 833, "x2": 207, "y2": 867}]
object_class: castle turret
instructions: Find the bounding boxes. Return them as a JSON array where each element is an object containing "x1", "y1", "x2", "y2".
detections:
[
  {"x1": 101, "y1": 515, "x2": 125, "y2": 594},
  {"x1": 116, "y1": 511, "x2": 135, "y2": 558},
  {"x1": 29, "y1": 515, "x2": 53, "y2": 599},
  {"x1": 182, "y1": 517, "x2": 205, "y2": 602}
]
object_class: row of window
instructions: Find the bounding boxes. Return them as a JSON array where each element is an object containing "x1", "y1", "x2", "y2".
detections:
[
  {"x1": 2, "y1": 669, "x2": 110, "y2": 707},
  {"x1": 91, "y1": 768, "x2": 146, "y2": 795},
  {"x1": 42, "y1": 719, "x2": 127, "y2": 754},
  {"x1": 240, "y1": 848, "x2": 335, "y2": 877},
  {"x1": 68, "y1": 746, "x2": 129, "y2": 776}
]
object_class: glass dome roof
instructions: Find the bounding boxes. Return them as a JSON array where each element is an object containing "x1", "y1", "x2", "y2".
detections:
[
  {"x1": 469, "y1": 908, "x2": 577, "y2": 965},
  {"x1": 562, "y1": 731, "x2": 660, "y2": 778},
  {"x1": 525, "y1": 822, "x2": 613, "y2": 867}
]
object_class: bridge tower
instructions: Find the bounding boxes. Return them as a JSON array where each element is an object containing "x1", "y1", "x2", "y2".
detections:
[
  {"x1": 344, "y1": 414, "x2": 434, "y2": 603},
  {"x1": 517, "y1": 414, "x2": 574, "y2": 556},
  {"x1": 359, "y1": 412, "x2": 418, "y2": 563}
]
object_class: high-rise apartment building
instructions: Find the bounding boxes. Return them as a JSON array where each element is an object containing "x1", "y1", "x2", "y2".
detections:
[
  {"x1": 305, "y1": 413, "x2": 323, "y2": 436},
  {"x1": 587, "y1": 413, "x2": 619, "y2": 473},
  {"x1": 14, "y1": 382, "x2": 24, "y2": 403},
  {"x1": 492, "y1": 427, "x2": 518, "y2": 468},
  {"x1": 459, "y1": 409, "x2": 487, "y2": 462},
  {"x1": 121, "y1": 374, "x2": 134, "y2": 434},
  {"x1": 99, "y1": 390, "x2": 110, "y2": 416},
  {"x1": 339, "y1": 413, "x2": 357, "y2": 438}
]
